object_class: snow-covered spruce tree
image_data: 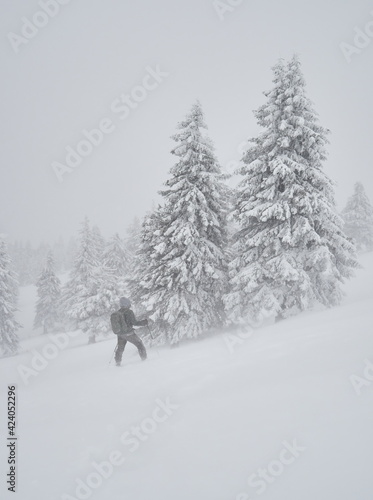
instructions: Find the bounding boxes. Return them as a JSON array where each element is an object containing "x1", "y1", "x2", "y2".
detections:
[
  {"x1": 91, "y1": 225, "x2": 106, "y2": 259},
  {"x1": 0, "y1": 239, "x2": 20, "y2": 356},
  {"x1": 102, "y1": 233, "x2": 130, "y2": 296},
  {"x1": 226, "y1": 56, "x2": 357, "y2": 323},
  {"x1": 129, "y1": 209, "x2": 167, "y2": 344},
  {"x1": 125, "y1": 217, "x2": 147, "y2": 316},
  {"x1": 62, "y1": 219, "x2": 121, "y2": 342},
  {"x1": 136, "y1": 101, "x2": 229, "y2": 344},
  {"x1": 61, "y1": 218, "x2": 98, "y2": 340},
  {"x1": 34, "y1": 251, "x2": 61, "y2": 334},
  {"x1": 342, "y1": 182, "x2": 373, "y2": 251},
  {"x1": 81, "y1": 264, "x2": 122, "y2": 340}
]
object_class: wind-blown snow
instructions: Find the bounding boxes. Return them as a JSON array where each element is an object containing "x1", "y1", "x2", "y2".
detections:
[{"x1": 1, "y1": 254, "x2": 373, "y2": 500}]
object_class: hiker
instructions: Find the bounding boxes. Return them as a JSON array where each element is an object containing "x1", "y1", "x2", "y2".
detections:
[{"x1": 113, "y1": 297, "x2": 148, "y2": 366}]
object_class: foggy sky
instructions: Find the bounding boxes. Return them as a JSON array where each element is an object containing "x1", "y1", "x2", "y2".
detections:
[{"x1": 1, "y1": 0, "x2": 372, "y2": 245}]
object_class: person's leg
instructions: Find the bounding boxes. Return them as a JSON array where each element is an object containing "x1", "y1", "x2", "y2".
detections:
[
  {"x1": 126, "y1": 333, "x2": 147, "y2": 360},
  {"x1": 115, "y1": 336, "x2": 127, "y2": 366}
]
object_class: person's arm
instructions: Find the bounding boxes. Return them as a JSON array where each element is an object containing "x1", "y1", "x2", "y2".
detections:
[{"x1": 128, "y1": 309, "x2": 148, "y2": 327}]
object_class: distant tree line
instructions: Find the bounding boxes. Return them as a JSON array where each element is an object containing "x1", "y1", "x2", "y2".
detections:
[{"x1": 7, "y1": 237, "x2": 78, "y2": 286}]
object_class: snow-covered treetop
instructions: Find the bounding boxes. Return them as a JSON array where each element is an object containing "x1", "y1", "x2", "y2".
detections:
[
  {"x1": 343, "y1": 182, "x2": 373, "y2": 220},
  {"x1": 342, "y1": 182, "x2": 373, "y2": 251}
]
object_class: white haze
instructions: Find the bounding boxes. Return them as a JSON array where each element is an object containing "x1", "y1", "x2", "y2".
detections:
[{"x1": 0, "y1": 0, "x2": 372, "y2": 244}]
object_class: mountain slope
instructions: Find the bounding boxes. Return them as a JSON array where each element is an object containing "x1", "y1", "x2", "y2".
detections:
[{"x1": 1, "y1": 254, "x2": 373, "y2": 500}]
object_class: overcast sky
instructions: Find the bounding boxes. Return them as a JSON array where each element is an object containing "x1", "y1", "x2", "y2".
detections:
[{"x1": 1, "y1": 0, "x2": 372, "y2": 245}]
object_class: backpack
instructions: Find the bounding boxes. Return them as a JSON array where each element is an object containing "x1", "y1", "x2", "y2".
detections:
[{"x1": 110, "y1": 310, "x2": 126, "y2": 335}]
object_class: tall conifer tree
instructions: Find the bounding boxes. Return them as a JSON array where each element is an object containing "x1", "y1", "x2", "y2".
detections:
[
  {"x1": 136, "y1": 101, "x2": 229, "y2": 343},
  {"x1": 342, "y1": 182, "x2": 373, "y2": 251},
  {"x1": 34, "y1": 251, "x2": 61, "y2": 333},
  {"x1": 226, "y1": 56, "x2": 357, "y2": 323},
  {"x1": 0, "y1": 239, "x2": 20, "y2": 356}
]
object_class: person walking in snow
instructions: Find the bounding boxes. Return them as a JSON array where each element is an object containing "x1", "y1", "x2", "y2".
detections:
[{"x1": 114, "y1": 297, "x2": 148, "y2": 366}]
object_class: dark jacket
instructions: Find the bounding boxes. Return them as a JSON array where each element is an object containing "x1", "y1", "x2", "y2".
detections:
[{"x1": 118, "y1": 307, "x2": 147, "y2": 335}]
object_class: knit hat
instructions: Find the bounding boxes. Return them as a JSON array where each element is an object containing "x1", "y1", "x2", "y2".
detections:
[{"x1": 119, "y1": 297, "x2": 131, "y2": 308}]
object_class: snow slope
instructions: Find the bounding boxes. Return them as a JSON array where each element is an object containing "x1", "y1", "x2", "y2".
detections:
[{"x1": 1, "y1": 254, "x2": 373, "y2": 500}]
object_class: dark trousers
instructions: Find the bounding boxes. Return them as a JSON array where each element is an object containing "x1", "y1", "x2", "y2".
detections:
[{"x1": 115, "y1": 332, "x2": 147, "y2": 364}]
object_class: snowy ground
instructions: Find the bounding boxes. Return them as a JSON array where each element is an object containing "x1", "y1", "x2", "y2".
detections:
[{"x1": 1, "y1": 255, "x2": 373, "y2": 500}]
